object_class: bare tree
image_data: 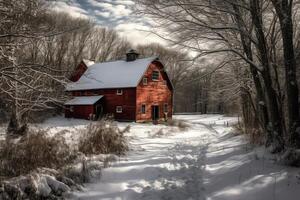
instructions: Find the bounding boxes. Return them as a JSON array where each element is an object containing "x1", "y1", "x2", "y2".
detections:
[
  {"x1": 134, "y1": 0, "x2": 300, "y2": 152},
  {"x1": 0, "y1": 0, "x2": 84, "y2": 133}
]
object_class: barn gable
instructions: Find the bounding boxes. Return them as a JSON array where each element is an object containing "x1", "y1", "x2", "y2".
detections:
[{"x1": 69, "y1": 59, "x2": 95, "y2": 82}]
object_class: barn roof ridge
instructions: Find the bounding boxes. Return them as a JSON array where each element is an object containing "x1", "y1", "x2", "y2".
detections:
[{"x1": 88, "y1": 56, "x2": 158, "y2": 66}]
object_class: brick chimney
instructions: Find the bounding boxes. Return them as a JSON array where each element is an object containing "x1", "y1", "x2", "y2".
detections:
[{"x1": 126, "y1": 49, "x2": 139, "y2": 62}]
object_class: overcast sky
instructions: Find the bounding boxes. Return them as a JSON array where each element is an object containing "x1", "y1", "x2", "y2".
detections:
[{"x1": 52, "y1": 0, "x2": 166, "y2": 46}]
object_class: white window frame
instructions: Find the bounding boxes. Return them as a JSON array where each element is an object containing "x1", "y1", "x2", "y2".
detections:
[
  {"x1": 143, "y1": 77, "x2": 148, "y2": 85},
  {"x1": 70, "y1": 106, "x2": 74, "y2": 112},
  {"x1": 116, "y1": 106, "x2": 123, "y2": 113},
  {"x1": 116, "y1": 89, "x2": 123, "y2": 95},
  {"x1": 152, "y1": 70, "x2": 159, "y2": 81},
  {"x1": 141, "y1": 104, "x2": 146, "y2": 114},
  {"x1": 164, "y1": 103, "x2": 168, "y2": 113}
]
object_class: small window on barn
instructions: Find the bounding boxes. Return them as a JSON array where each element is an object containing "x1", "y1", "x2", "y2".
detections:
[
  {"x1": 152, "y1": 71, "x2": 159, "y2": 81},
  {"x1": 70, "y1": 106, "x2": 74, "y2": 112},
  {"x1": 164, "y1": 103, "x2": 168, "y2": 113},
  {"x1": 116, "y1": 89, "x2": 123, "y2": 95},
  {"x1": 141, "y1": 104, "x2": 146, "y2": 114},
  {"x1": 116, "y1": 106, "x2": 123, "y2": 113},
  {"x1": 143, "y1": 77, "x2": 148, "y2": 85}
]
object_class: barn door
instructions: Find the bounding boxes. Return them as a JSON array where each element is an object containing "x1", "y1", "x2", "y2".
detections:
[
  {"x1": 95, "y1": 104, "x2": 103, "y2": 120},
  {"x1": 152, "y1": 105, "x2": 159, "y2": 121}
]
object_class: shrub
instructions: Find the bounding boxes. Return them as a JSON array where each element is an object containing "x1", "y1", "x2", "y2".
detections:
[
  {"x1": 78, "y1": 120, "x2": 128, "y2": 156},
  {"x1": 0, "y1": 130, "x2": 75, "y2": 177}
]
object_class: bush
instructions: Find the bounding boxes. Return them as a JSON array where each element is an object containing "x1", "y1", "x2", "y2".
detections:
[
  {"x1": 78, "y1": 120, "x2": 128, "y2": 156},
  {"x1": 166, "y1": 119, "x2": 189, "y2": 130},
  {"x1": 0, "y1": 130, "x2": 75, "y2": 178}
]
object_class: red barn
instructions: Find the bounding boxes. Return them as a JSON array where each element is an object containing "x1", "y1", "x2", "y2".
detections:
[{"x1": 65, "y1": 50, "x2": 174, "y2": 122}]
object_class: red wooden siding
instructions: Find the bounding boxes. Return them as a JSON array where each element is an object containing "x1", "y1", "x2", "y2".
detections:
[
  {"x1": 66, "y1": 60, "x2": 173, "y2": 122},
  {"x1": 65, "y1": 105, "x2": 94, "y2": 119},
  {"x1": 136, "y1": 61, "x2": 173, "y2": 122},
  {"x1": 71, "y1": 88, "x2": 136, "y2": 121},
  {"x1": 69, "y1": 61, "x2": 88, "y2": 82}
]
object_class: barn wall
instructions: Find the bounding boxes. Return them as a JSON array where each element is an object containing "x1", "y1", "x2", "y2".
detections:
[
  {"x1": 71, "y1": 88, "x2": 136, "y2": 121},
  {"x1": 136, "y1": 62, "x2": 173, "y2": 122},
  {"x1": 65, "y1": 105, "x2": 94, "y2": 119}
]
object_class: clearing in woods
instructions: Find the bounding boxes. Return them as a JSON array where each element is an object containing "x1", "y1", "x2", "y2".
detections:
[{"x1": 54, "y1": 115, "x2": 300, "y2": 199}]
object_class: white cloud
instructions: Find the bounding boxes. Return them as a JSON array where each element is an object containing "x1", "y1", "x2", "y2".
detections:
[
  {"x1": 115, "y1": 23, "x2": 167, "y2": 46},
  {"x1": 51, "y1": 1, "x2": 88, "y2": 19},
  {"x1": 51, "y1": 0, "x2": 167, "y2": 46},
  {"x1": 115, "y1": 0, "x2": 135, "y2": 5},
  {"x1": 94, "y1": 10, "x2": 111, "y2": 18},
  {"x1": 87, "y1": 0, "x2": 132, "y2": 19}
]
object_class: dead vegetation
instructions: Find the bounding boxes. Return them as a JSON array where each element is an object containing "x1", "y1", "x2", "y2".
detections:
[
  {"x1": 78, "y1": 120, "x2": 129, "y2": 156},
  {"x1": 0, "y1": 130, "x2": 75, "y2": 178},
  {"x1": 0, "y1": 120, "x2": 129, "y2": 199},
  {"x1": 234, "y1": 122, "x2": 265, "y2": 145}
]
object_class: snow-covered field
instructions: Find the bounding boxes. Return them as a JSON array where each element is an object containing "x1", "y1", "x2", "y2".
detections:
[
  {"x1": 63, "y1": 114, "x2": 300, "y2": 200},
  {"x1": 1, "y1": 114, "x2": 300, "y2": 200}
]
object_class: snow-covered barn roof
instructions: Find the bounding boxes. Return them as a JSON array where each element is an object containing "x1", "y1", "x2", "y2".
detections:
[
  {"x1": 64, "y1": 95, "x2": 103, "y2": 105},
  {"x1": 66, "y1": 56, "x2": 158, "y2": 91}
]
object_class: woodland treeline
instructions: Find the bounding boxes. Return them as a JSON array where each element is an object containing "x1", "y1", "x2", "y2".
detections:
[
  {"x1": 2, "y1": 0, "x2": 300, "y2": 155},
  {"x1": 135, "y1": 0, "x2": 300, "y2": 153},
  {"x1": 0, "y1": 0, "x2": 229, "y2": 134}
]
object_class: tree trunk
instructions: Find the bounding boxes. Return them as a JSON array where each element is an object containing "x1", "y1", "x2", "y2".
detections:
[
  {"x1": 271, "y1": 0, "x2": 300, "y2": 148},
  {"x1": 232, "y1": 4, "x2": 269, "y2": 132},
  {"x1": 250, "y1": 0, "x2": 284, "y2": 152}
]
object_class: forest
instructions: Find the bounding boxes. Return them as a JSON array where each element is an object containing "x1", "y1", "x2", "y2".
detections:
[
  {"x1": 0, "y1": 0, "x2": 300, "y2": 154},
  {"x1": 1, "y1": 0, "x2": 300, "y2": 199},
  {"x1": 0, "y1": 0, "x2": 232, "y2": 132}
]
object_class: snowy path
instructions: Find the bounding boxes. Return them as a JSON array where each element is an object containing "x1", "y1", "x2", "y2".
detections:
[{"x1": 68, "y1": 115, "x2": 300, "y2": 200}]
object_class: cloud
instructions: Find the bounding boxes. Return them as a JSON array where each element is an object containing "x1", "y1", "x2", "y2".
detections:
[
  {"x1": 94, "y1": 10, "x2": 111, "y2": 18},
  {"x1": 115, "y1": 23, "x2": 167, "y2": 46},
  {"x1": 87, "y1": 0, "x2": 132, "y2": 20},
  {"x1": 51, "y1": 1, "x2": 88, "y2": 19},
  {"x1": 51, "y1": 0, "x2": 167, "y2": 46}
]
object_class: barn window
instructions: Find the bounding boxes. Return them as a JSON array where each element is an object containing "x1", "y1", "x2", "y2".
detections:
[
  {"x1": 116, "y1": 106, "x2": 123, "y2": 113},
  {"x1": 152, "y1": 71, "x2": 159, "y2": 81},
  {"x1": 164, "y1": 103, "x2": 168, "y2": 113},
  {"x1": 141, "y1": 104, "x2": 146, "y2": 114},
  {"x1": 143, "y1": 77, "x2": 148, "y2": 85},
  {"x1": 117, "y1": 89, "x2": 123, "y2": 95},
  {"x1": 70, "y1": 106, "x2": 74, "y2": 112}
]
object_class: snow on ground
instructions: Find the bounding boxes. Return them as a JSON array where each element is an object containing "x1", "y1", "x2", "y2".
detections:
[
  {"x1": 62, "y1": 114, "x2": 299, "y2": 200},
  {"x1": 1, "y1": 114, "x2": 300, "y2": 199}
]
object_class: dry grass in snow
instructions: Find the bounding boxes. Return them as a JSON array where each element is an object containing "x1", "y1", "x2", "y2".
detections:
[
  {"x1": 78, "y1": 120, "x2": 129, "y2": 156},
  {"x1": 0, "y1": 130, "x2": 75, "y2": 178}
]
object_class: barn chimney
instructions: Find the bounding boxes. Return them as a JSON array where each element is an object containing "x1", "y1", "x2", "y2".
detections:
[{"x1": 126, "y1": 49, "x2": 139, "y2": 62}]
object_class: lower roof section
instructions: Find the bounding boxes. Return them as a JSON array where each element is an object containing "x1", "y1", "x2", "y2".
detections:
[{"x1": 64, "y1": 95, "x2": 103, "y2": 106}]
